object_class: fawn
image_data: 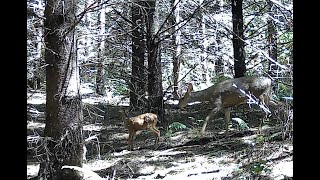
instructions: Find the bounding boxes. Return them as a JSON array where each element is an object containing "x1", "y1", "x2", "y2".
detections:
[{"x1": 120, "y1": 109, "x2": 160, "y2": 150}]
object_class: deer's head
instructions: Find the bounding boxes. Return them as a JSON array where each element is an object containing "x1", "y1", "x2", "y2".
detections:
[{"x1": 177, "y1": 83, "x2": 193, "y2": 109}]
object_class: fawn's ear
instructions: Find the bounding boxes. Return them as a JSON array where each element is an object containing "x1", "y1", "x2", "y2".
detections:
[{"x1": 187, "y1": 83, "x2": 193, "y2": 93}]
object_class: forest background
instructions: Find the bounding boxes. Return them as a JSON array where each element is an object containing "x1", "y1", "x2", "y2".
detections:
[{"x1": 27, "y1": 0, "x2": 293, "y2": 179}]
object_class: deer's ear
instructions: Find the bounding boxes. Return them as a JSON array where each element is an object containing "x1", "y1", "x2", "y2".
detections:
[{"x1": 187, "y1": 83, "x2": 193, "y2": 93}]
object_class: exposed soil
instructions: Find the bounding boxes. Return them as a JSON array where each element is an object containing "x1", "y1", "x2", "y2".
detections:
[{"x1": 27, "y1": 96, "x2": 293, "y2": 180}]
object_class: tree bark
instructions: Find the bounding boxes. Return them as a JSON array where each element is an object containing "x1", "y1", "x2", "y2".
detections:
[
  {"x1": 145, "y1": 0, "x2": 164, "y2": 122},
  {"x1": 96, "y1": 0, "x2": 106, "y2": 95},
  {"x1": 130, "y1": 0, "x2": 148, "y2": 112},
  {"x1": 231, "y1": 0, "x2": 246, "y2": 78},
  {"x1": 170, "y1": 0, "x2": 181, "y2": 100},
  {"x1": 147, "y1": 37, "x2": 163, "y2": 122},
  {"x1": 38, "y1": 0, "x2": 83, "y2": 179},
  {"x1": 96, "y1": 49, "x2": 105, "y2": 95}
]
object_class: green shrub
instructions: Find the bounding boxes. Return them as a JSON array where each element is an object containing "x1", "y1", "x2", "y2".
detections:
[
  {"x1": 276, "y1": 83, "x2": 292, "y2": 98},
  {"x1": 168, "y1": 122, "x2": 188, "y2": 132}
]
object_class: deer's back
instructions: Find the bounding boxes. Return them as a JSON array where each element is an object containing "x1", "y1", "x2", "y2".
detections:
[{"x1": 217, "y1": 76, "x2": 271, "y2": 107}]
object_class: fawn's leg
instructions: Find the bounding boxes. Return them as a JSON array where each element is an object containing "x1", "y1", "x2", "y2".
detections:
[
  {"x1": 149, "y1": 127, "x2": 160, "y2": 146},
  {"x1": 128, "y1": 130, "x2": 136, "y2": 150}
]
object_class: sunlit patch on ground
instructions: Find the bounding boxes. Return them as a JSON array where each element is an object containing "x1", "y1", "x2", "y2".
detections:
[
  {"x1": 83, "y1": 159, "x2": 122, "y2": 172},
  {"x1": 27, "y1": 163, "x2": 40, "y2": 178},
  {"x1": 83, "y1": 124, "x2": 106, "y2": 131},
  {"x1": 271, "y1": 160, "x2": 293, "y2": 179},
  {"x1": 27, "y1": 89, "x2": 129, "y2": 106},
  {"x1": 133, "y1": 154, "x2": 239, "y2": 180},
  {"x1": 27, "y1": 121, "x2": 45, "y2": 129},
  {"x1": 27, "y1": 92, "x2": 46, "y2": 105}
]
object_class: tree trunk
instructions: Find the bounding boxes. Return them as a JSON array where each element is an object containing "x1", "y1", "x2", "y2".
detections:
[
  {"x1": 231, "y1": 0, "x2": 246, "y2": 78},
  {"x1": 171, "y1": 0, "x2": 181, "y2": 100},
  {"x1": 96, "y1": 1, "x2": 106, "y2": 96},
  {"x1": 267, "y1": 0, "x2": 278, "y2": 78},
  {"x1": 130, "y1": 0, "x2": 148, "y2": 112},
  {"x1": 199, "y1": 0, "x2": 210, "y2": 86},
  {"x1": 96, "y1": 49, "x2": 105, "y2": 95},
  {"x1": 38, "y1": 0, "x2": 83, "y2": 179},
  {"x1": 147, "y1": 37, "x2": 163, "y2": 122},
  {"x1": 145, "y1": 0, "x2": 164, "y2": 123}
]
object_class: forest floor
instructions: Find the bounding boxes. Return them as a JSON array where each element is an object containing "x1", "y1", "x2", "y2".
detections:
[{"x1": 27, "y1": 90, "x2": 293, "y2": 180}]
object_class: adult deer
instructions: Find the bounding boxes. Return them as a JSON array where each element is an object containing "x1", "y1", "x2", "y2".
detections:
[
  {"x1": 178, "y1": 76, "x2": 272, "y2": 136},
  {"x1": 120, "y1": 110, "x2": 160, "y2": 150}
]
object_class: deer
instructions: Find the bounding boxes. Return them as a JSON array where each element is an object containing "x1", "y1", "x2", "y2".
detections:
[
  {"x1": 120, "y1": 109, "x2": 160, "y2": 150},
  {"x1": 178, "y1": 76, "x2": 272, "y2": 137}
]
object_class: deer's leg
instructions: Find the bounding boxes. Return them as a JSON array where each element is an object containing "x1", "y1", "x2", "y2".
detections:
[
  {"x1": 258, "y1": 94, "x2": 270, "y2": 133},
  {"x1": 224, "y1": 107, "x2": 231, "y2": 136},
  {"x1": 201, "y1": 105, "x2": 221, "y2": 137}
]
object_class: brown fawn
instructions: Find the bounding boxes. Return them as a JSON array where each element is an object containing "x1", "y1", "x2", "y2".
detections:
[
  {"x1": 178, "y1": 76, "x2": 272, "y2": 136},
  {"x1": 120, "y1": 109, "x2": 160, "y2": 150}
]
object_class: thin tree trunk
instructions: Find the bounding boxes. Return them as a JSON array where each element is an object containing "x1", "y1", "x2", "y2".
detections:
[
  {"x1": 199, "y1": 0, "x2": 210, "y2": 86},
  {"x1": 96, "y1": 0, "x2": 106, "y2": 95},
  {"x1": 267, "y1": 0, "x2": 278, "y2": 78},
  {"x1": 231, "y1": 0, "x2": 246, "y2": 78},
  {"x1": 34, "y1": 22, "x2": 43, "y2": 90},
  {"x1": 215, "y1": 1, "x2": 225, "y2": 75},
  {"x1": 171, "y1": 0, "x2": 181, "y2": 100},
  {"x1": 37, "y1": 0, "x2": 83, "y2": 179}
]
